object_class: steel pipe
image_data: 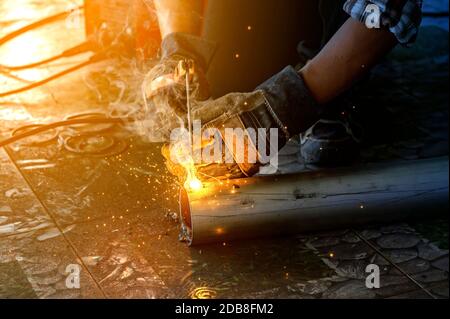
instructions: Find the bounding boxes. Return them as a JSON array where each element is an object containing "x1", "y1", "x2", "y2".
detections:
[{"x1": 179, "y1": 157, "x2": 449, "y2": 245}]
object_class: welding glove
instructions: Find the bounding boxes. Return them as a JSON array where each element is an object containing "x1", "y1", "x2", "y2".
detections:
[
  {"x1": 143, "y1": 33, "x2": 216, "y2": 116},
  {"x1": 191, "y1": 66, "x2": 322, "y2": 176}
]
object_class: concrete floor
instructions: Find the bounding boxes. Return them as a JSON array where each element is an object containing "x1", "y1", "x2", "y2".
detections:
[{"x1": 0, "y1": 0, "x2": 448, "y2": 299}]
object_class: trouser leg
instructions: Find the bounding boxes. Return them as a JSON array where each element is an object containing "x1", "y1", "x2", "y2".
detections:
[
  {"x1": 202, "y1": 0, "x2": 323, "y2": 98},
  {"x1": 202, "y1": 0, "x2": 348, "y2": 98}
]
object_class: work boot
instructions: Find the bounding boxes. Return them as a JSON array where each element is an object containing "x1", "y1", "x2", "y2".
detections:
[
  {"x1": 299, "y1": 88, "x2": 364, "y2": 166},
  {"x1": 300, "y1": 118, "x2": 362, "y2": 165}
]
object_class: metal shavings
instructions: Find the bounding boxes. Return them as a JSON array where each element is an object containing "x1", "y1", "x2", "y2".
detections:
[
  {"x1": 5, "y1": 188, "x2": 29, "y2": 199},
  {"x1": 82, "y1": 256, "x2": 103, "y2": 266},
  {"x1": 0, "y1": 222, "x2": 20, "y2": 235},
  {"x1": 0, "y1": 205, "x2": 13, "y2": 214}
]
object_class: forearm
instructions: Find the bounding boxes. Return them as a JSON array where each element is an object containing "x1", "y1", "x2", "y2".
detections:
[
  {"x1": 153, "y1": 0, "x2": 205, "y2": 38},
  {"x1": 300, "y1": 18, "x2": 397, "y2": 104}
]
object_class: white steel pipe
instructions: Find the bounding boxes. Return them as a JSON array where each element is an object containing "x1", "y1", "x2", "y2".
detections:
[{"x1": 179, "y1": 157, "x2": 449, "y2": 245}]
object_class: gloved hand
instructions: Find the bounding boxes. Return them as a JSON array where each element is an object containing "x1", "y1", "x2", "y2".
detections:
[
  {"x1": 143, "y1": 33, "x2": 216, "y2": 117},
  {"x1": 164, "y1": 66, "x2": 322, "y2": 178},
  {"x1": 192, "y1": 66, "x2": 322, "y2": 176}
]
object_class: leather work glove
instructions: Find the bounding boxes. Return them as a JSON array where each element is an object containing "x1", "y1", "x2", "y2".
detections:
[
  {"x1": 141, "y1": 33, "x2": 216, "y2": 142},
  {"x1": 161, "y1": 91, "x2": 266, "y2": 182},
  {"x1": 143, "y1": 33, "x2": 216, "y2": 117},
  {"x1": 164, "y1": 66, "x2": 322, "y2": 178},
  {"x1": 196, "y1": 66, "x2": 321, "y2": 176}
]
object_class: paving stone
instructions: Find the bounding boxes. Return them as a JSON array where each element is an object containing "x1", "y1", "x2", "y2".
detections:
[
  {"x1": 341, "y1": 233, "x2": 361, "y2": 244},
  {"x1": 321, "y1": 257, "x2": 339, "y2": 270},
  {"x1": 4, "y1": 188, "x2": 31, "y2": 199},
  {"x1": 82, "y1": 256, "x2": 104, "y2": 267},
  {"x1": 398, "y1": 140, "x2": 426, "y2": 150},
  {"x1": 380, "y1": 223, "x2": 416, "y2": 234},
  {"x1": 377, "y1": 234, "x2": 421, "y2": 249},
  {"x1": 333, "y1": 261, "x2": 367, "y2": 279},
  {"x1": 277, "y1": 155, "x2": 299, "y2": 166},
  {"x1": 431, "y1": 283, "x2": 449, "y2": 298},
  {"x1": 373, "y1": 249, "x2": 418, "y2": 266},
  {"x1": 308, "y1": 237, "x2": 341, "y2": 249},
  {"x1": 358, "y1": 229, "x2": 382, "y2": 240},
  {"x1": 380, "y1": 275, "x2": 410, "y2": 287},
  {"x1": 32, "y1": 271, "x2": 65, "y2": 286},
  {"x1": 291, "y1": 280, "x2": 332, "y2": 295},
  {"x1": 0, "y1": 235, "x2": 103, "y2": 298},
  {"x1": 325, "y1": 275, "x2": 350, "y2": 283},
  {"x1": 419, "y1": 140, "x2": 449, "y2": 158},
  {"x1": 431, "y1": 256, "x2": 449, "y2": 272},
  {"x1": 0, "y1": 206, "x2": 12, "y2": 214},
  {"x1": 393, "y1": 147, "x2": 419, "y2": 160},
  {"x1": 322, "y1": 280, "x2": 376, "y2": 299},
  {"x1": 240, "y1": 287, "x2": 281, "y2": 299},
  {"x1": 413, "y1": 269, "x2": 449, "y2": 284},
  {"x1": 314, "y1": 229, "x2": 349, "y2": 238},
  {"x1": 0, "y1": 223, "x2": 19, "y2": 235},
  {"x1": 334, "y1": 260, "x2": 388, "y2": 280},
  {"x1": 380, "y1": 224, "x2": 416, "y2": 234},
  {"x1": 46, "y1": 290, "x2": 83, "y2": 299},
  {"x1": 376, "y1": 282, "x2": 419, "y2": 298},
  {"x1": 325, "y1": 242, "x2": 372, "y2": 261},
  {"x1": 0, "y1": 216, "x2": 8, "y2": 224},
  {"x1": 0, "y1": 261, "x2": 37, "y2": 298},
  {"x1": 390, "y1": 259, "x2": 431, "y2": 275},
  {"x1": 22, "y1": 257, "x2": 62, "y2": 276},
  {"x1": 417, "y1": 242, "x2": 449, "y2": 261},
  {"x1": 0, "y1": 149, "x2": 53, "y2": 238},
  {"x1": 278, "y1": 162, "x2": 308, "y2": 174},
  {"x1": 388, "y1": 289, "x2": 433, "y2": 299}
]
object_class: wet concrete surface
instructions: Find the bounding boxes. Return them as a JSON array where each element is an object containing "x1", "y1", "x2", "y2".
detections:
[{"x1": 1, "y1": 0, "x2": 449, "y2": 299}]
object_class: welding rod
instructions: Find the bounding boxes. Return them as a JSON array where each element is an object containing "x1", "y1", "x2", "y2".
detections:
[{"x1": 179, "y1": 157, "x2": 449, "y2": 245}]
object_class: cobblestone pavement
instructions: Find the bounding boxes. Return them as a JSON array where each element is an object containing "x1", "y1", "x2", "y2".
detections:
[{"x1": 0, "y1": 0, "x2": 448, "y2": 299}]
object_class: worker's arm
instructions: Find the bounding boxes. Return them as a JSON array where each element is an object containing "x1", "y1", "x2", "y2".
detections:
[
  {"x1": 185, "y1": 18, "x2": 402, "y2": 163},
  {"x1": 153, "y1": 0, "x2": 205, "y2": 38},
  {"x1": 143, "y1": 1, "x2": 215, "y2": 142},
  {"x1": 300, "y1": 17, "x2": 397, "y2": 104}
]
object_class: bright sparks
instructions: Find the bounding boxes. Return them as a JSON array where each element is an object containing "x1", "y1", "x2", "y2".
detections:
[
  {"x1": 169, "y1": 133, "x2": 203, "y2": 192},
  {"x1": 187, "y1": 177, "x2": 203, "y2": 191},
  {"x1": 184, "y1": 166, "x2": 203, "y2": 191}
]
